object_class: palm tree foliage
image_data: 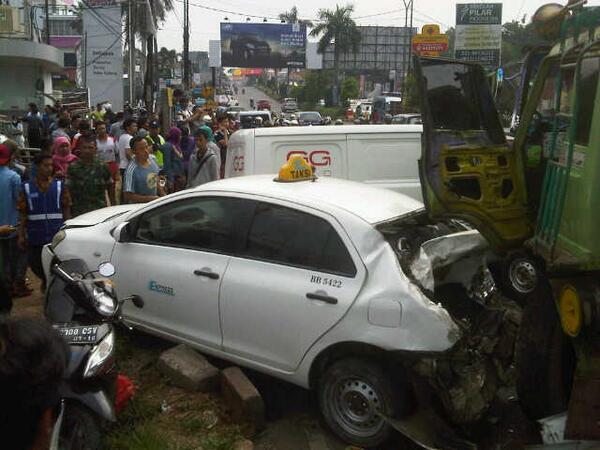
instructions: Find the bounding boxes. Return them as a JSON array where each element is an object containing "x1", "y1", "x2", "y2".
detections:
[
  {"x1": 309, "y1": 4, "x2": 361, "y2": 105},
  {"x1": 278, "y1": 6, "x2": 313, "y2": 27}
]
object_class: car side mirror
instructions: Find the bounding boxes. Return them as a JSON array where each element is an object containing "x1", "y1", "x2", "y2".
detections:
[
  {"x1": 113, "y1": 222, "x2": 131, "y2": 243},
  {"x1": 131, "y1": 295, "x2": 144, "y2": 309}
]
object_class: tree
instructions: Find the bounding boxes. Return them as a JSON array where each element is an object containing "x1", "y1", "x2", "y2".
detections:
[
  {"x1": 341, "y1": 77, "x2": 359, "y2": 103},
  {"x1": 157, "y1": 47, "x2": 178, "y2": 78},
  {"x1": 310, "y1": 4, "x2": 361, "y2": 106},
  {"x1": 279, "y1": 6, "x2": 313, "y2": 27}
]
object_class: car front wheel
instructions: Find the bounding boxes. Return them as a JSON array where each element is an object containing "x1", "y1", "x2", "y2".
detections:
[{"x1": 318, "y1": 358, "x2": 397, "y2": 447}]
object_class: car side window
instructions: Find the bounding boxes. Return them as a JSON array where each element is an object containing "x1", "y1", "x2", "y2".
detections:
[
  {"x1": 134, "y1": 196, "x2": 255, "y2": 254},
  {"x1": 245, "y1": 202, "x2": 357, "y2": 277}
]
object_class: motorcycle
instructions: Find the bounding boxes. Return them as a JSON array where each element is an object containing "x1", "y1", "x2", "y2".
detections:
[{"x1": 45, "y1": 258, "x2": 143, "y2": 450}]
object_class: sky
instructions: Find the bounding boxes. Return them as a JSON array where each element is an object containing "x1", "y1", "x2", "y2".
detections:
[{"x1": 157, "y1": 0, "x2": 600, "y2": 52}]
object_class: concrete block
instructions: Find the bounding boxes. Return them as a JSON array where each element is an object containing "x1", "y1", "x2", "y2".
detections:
[
  {"x1": 157, "y1": 344, "x2": 219, "y2": 392},
  {"x1": 221, "y1": 366, "x2": 265, "y2": 430}
]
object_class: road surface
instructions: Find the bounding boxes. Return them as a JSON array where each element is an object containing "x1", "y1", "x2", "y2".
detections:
[{"x1": 236, "y1": 85, "x2": 281, "y2": 112}]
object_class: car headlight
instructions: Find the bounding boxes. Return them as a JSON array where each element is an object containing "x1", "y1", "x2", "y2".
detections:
[
  {"x1": 83, "y1": 329, "x2": 115, "y2": 378},
  {"x1": 94, "y1": 287, "x2": 117, "y2": 316},
  {"x1": 50, "y1": 230, "x2": 66, "y2": 250},
  {"x1": 559, "y1": 284, "x2": 582, "y2": 337}
]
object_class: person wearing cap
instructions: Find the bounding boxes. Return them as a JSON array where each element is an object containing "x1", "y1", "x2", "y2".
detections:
[
  {"x1": 0, "y1": 144, "x2": 26, "y2": 299},
  {"x1": 187, "y1": 129, "x2": 219, "y2": 188},
  {"x1": 18, "y1": 154, "x2": 72, "y2": 288},
  {"x1": 145, "y1": 120, "x2": 165, "y2": 168}
]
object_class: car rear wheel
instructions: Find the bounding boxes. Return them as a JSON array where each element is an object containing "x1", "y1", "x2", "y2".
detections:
[{"x1": 318, "y1": 358, "x2": 399, "y2": 447}]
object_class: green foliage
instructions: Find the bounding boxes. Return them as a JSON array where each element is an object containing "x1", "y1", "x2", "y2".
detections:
[
  {"x1": 295, "y1": 70, "x2": 334, "y2": 107},
  {"x1": 310, "y1": 5, "x2": 361, "y2": 56},
  {"x1": 107, "y1": 423, "x2": 170, "y2": 450},
  {"x1": 341, "y1": 77, "x2": 359, "y2": 102},
  {"x1": 279, "y1": 6, "x2": 313, "y2": 27},
  {"x1": 402, "y1": 74, "x2": 420, "y2": 112}
]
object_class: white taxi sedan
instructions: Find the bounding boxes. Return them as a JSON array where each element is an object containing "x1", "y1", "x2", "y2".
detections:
[{"x1": 44, "y1": 166, "x2": 464, "y2": 446}]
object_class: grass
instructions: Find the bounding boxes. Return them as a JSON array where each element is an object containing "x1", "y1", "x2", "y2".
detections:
[{"x1": 106, "y1": 330, "x2": 247, "y2": 450}]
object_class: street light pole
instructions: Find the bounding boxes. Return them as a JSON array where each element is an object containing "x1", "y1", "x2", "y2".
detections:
[
  {"x1": 128, "y1": 0, "x2": 135, "y2": 105},
  {"x1": 183, "y1": 0, "x2": 190, "y2": 89}
]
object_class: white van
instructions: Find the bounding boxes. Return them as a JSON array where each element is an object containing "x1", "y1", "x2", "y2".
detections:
[{"x1": 224, "y1": 124, "x2": 423, "y2": 200}]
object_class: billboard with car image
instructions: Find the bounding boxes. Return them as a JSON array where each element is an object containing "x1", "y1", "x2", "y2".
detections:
[{"x1": 220, "y1": 22, "x2": 306, "y2": 69}]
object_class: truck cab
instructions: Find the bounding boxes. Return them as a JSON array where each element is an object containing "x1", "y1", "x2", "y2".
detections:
[{"x1": 415, "y1": 2, "x2": 600, "y2": 440}]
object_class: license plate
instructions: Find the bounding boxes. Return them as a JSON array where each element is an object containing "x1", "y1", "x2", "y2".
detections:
[{"x1": 58, "y1": 325, "x2": 99, "y2": 344}]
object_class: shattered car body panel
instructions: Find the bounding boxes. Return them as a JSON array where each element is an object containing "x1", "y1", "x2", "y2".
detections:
[{"x1": 378, "y1": 212, "x2": 522, "y2": 425}]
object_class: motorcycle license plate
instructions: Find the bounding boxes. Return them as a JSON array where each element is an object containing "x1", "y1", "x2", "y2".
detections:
[{"x1": 57, "y1": 325, "x2": 99, "y2": 344}]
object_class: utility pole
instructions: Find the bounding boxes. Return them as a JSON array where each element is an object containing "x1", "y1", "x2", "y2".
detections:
[
  {"x1": 401, "y1": 0, "x2": 414, "y2": 100},
  {"x1": 128, "y1": 0, "x2": 135, "y2": 105},
  {"x1": 44, "y1": 0, "x2": 50, "y2": 44},
  {"x1": 183, "y1": 0, "x2": 190, "y2": 89}
]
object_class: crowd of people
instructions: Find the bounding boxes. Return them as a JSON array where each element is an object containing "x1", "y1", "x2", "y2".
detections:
[{"x1": 0, "y1": 101, "x2": 235, "y2": 313}]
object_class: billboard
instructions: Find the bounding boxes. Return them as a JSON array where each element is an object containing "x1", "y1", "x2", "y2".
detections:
[
  {"x1": 455, "y1": 3, "x2": 502, "y2": 68},
  {"x1": 81, "y1": 1, "x2": 123, "y2": 110},
  {"x1": 412, "y1": 24, "x2": 449, "y2": 56},
  {"x1": 322, "y1": 26, "x2": 417, "y2": 73},
  {"x1": 220, "y1": 22, "x2": 306, "y2": 69}
]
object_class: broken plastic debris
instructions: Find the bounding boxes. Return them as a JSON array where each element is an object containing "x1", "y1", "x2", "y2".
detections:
[{"x1": 160, "y1": 400, "x2": 171, "y2": 413}]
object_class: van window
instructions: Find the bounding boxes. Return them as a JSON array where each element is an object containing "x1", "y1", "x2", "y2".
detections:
[{"x1": 244, "y1": 203, "x2": 357, "y2": 277}]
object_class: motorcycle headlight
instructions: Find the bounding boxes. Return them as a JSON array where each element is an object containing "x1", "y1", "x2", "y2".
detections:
[
  {"x1": 83, "y1": 329, "x2": 115, "y2": 378},
  {"x1": 50, "y1": 230, "x2": 66, "y2": 250},
  {"x1": 93, "y1": 287, "x2": 116, "y2": 316}
]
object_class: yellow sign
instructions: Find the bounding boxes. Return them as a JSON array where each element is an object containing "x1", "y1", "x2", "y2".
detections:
[
  {"x1": 276, "y1": 155, "x2": 314, "y2": 182},
  {"x1": 166, "y1": 87, "x2": 173, "y2": 108},
  {"x1": 412, "y1": 24, "x2": 449, "y2": 56}
]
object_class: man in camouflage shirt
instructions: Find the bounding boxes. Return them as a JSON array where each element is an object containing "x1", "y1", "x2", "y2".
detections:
[{"x1": 67, "y1": 133, "x2": 112, "y2": 217}]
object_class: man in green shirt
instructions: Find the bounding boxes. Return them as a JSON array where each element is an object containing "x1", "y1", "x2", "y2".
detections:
[
  {"x1": 145, "y1": 120, "x2": 165, "y2": 167},
  {"x1": 67, "y1": 133, "x2": 112, "y2": 217}
]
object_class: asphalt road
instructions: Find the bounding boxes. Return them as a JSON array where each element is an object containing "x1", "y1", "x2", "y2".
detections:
[{"x1": 236, "y1": 85, "x2": 281, "y2": 112}]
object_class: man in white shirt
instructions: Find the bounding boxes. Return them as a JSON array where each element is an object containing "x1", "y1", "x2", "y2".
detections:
[
  {"x1": 117, "y1": 118, "x2": 138, "y2": 203},
  {"x1": 96, "y1": 121, "x2": 118, "y2": 205}
]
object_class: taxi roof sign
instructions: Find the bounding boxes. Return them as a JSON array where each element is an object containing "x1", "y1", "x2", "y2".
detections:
[{"x1": 275, "y1": 154, "x2": 316, "y2": 183}]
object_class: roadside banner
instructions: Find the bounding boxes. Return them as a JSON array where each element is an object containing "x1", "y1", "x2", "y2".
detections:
[
  {"x1": 412, "y1": 24, "x2": 449, "y2": 57},
  {"x1": 220, "y1": 22, "x2": 306, "y2": 69},
  {"x1": 455, "y1": 3, "x2": 502, "y2": 68}
]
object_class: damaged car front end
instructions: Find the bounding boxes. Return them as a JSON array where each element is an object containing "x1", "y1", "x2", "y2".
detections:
[{"x1": 377, "y1": 212, "x2": 522, "y2": 446}]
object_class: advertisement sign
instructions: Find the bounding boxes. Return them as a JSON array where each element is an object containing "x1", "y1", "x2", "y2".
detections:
[
  {"x1": 455, "y1": 3, "x2": 502, "y2": 68},
  {"x1": 81, "y1": 2, "x2": 123, "y2": 110},
  {"x1": 220, "y1": 22, "x2": 306, "y2": 69},
  {"x1": 412, "y1": 24, "x2": 449, "y2": 57}
]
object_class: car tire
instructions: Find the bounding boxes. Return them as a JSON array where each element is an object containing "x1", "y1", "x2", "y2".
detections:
[
  {"x1": 516, "y1": 279, "x2": 575, "y2": 420},
  {"x1": 318, "y1": 358, "x2": 400, "y2": 448}
]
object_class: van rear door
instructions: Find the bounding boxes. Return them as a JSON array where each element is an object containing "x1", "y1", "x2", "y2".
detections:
[
  {"x1": 256, "y1": 132, "x2": 346, "y2": 178},
  {"x1": 415, "y1": 57, "x2": 531, "y2": 250},
  {"x1": 224, "y1": 129, "x2": 253, "y2": 177},
  {"x1": 346, "y1": 130, "x2": 422, "y2": 201}
]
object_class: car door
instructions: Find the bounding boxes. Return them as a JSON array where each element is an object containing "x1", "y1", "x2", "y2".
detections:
[
  {"x1": 114, "y1": 195, "x2": 254, "y2": 348},
  {"x1": 220, "y1": 200, "x2": 366, "y2": 372},
  {"x1": 415, "y1": 57, "x2": 531, "y2": 251}
]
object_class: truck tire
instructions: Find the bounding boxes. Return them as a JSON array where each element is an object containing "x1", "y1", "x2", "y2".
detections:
[
  {"x1": 516, "y1": 279, "x2": 575, "y2": 419},
  {"x1": 318, "y1": 358, "x2": 404, "y2": 448}
]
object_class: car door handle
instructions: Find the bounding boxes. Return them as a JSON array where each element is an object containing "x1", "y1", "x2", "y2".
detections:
[
  {"x1": 193, "y1": 269, "x2": 219, "y2": 280},
  {"x1": 306, "y1": 292, "x2": 338, "y2": 305}
]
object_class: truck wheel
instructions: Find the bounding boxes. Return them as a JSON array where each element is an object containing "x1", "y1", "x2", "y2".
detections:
[
  {"x1": 318, "y1": 358, "x2": 401, "y2": 448},
  {"x1": 516, "y1": 280, "x2": 575, "y2": 420},
  {"x1": 491, "y1": 252, "x2": 540, "y2": 302},
  {"x1": 59, "y1": 402, "x2": 104, "y2": 450}
]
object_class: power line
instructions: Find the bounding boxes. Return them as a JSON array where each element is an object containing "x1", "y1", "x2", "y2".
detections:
[{"x1": 79, "y1": 30, "x2": 126, "y2": 68}]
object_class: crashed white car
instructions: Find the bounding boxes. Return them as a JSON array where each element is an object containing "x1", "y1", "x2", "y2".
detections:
[{"x1": 43, "y1": 174, "x2": 518, "y2": 447}]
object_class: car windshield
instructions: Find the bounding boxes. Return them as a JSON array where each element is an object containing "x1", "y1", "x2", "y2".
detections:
[{"x1": 299, "y1": 112, "x2": 321, "y2": 121}]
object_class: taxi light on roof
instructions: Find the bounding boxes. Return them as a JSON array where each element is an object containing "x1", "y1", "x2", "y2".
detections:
[
  {"x1": 559, "y1": 284, "x2": 582, "y2": 337},
  {"x1": 275, "y1": 154, "x2": 316, "y2": 183}
]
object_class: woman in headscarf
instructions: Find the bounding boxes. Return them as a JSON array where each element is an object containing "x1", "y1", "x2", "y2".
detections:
[
  {"x1": 161, "y1": 127, "x2": 185, "y2": 192},
  {"x1": 51, "y1": 136, "x2": 77, "y2": 179}
]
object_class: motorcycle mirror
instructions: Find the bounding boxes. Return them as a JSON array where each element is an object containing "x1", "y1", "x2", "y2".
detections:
[
  {"x1": 98, "y1": 262, "x2": 116, "y2": 277},
  {"x1": 131, "y1": 295, "x2": 144, "y2": 309}
]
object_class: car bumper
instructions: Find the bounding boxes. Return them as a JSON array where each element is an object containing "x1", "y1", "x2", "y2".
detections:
[{"x1": 41, "y1": 244, "x2": 55, "y2": 284}]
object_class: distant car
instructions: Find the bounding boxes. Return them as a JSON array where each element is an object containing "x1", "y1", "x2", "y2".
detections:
[
  {"x1": 282, "y1": 98, "x2": 298, "y2": 113},
  {"x1": 298, "y1": 111, "x2": 324, "y2": 126},
  {"x1": 230, "y1": 33, "x2": 271, "y2": 62},
  {"x1": 257, "y1": 100, "x2": 271, "y2": 111},
  {"x1": 392, "y1": 114, "x2": 422, "y2": 125}
]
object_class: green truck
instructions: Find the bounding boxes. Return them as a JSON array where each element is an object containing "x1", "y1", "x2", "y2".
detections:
[{"x1": 415, "y1": 1, "x2": 599, "y2": 440}]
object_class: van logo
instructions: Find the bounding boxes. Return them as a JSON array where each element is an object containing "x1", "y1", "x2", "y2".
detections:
[
  {"x1": 149, "y1": 280, "x2": 175, "y2": 296},
  {"x1": 286, "y1": 150, "x2": 332, "y2": 167},
  {"x1": 232, "y1": 155, "x2": 245, "y2": 172}
]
